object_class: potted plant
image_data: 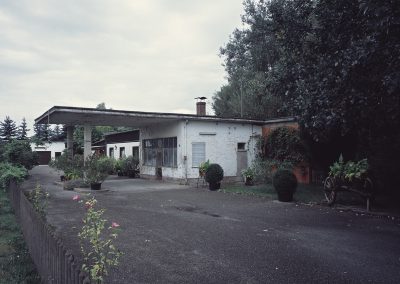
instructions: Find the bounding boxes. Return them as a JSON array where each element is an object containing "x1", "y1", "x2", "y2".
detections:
[
  {"x1": 115, "y1": 158, "x2": 124, "y2": 176},
  {"x1": 272, "y1": 169, "x2": 298, "y2": 202},
  {"x1": 84, "y1": 154, "x2": 115, "y2": 190},
  {"x1": 241, "y1": 167, "x2": 254, "y2": 186},
  {"x1": 49, "y1": 153, "x2": 84, "y2": 182},
  {"x1": 123, "y1": 156, "x2": 140, "y2": 178},
  {"x1": 199, "y1": 160, "x2": 210, "y2": 177},
  {"x1": 205, "y1": 163, "x2": 224, "y2": 191}
]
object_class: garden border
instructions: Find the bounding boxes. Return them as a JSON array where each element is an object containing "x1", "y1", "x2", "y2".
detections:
[{"x1": 7, "y1": 180, "x2": 92, "y2": 284}]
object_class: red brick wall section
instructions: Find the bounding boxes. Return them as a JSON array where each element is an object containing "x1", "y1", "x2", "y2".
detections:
[{"x1": 262, "y1": 122, "x2": 310, "y2": 184}]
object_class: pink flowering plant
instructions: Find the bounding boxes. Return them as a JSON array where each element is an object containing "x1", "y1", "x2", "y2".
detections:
[{"x1": 73, "y1": 195, "x2": 123, "y2": 283}]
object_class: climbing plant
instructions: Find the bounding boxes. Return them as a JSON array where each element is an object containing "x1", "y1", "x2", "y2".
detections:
[{"x1": 265, "y1": 127, "x2": 308, "y2": 165}]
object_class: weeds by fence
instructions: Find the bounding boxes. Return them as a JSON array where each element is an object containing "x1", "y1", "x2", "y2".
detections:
[{"x1": 7, "y1": 181, "x2": 92, "y2": 284}]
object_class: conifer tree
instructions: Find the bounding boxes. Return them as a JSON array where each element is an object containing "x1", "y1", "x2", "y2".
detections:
[
  {"x1": 18, "y1": 117, "x2": 30, "y2": 140},
  {"x1": 0, "y1": 116, "x2": 17, "y2": 141},
  {"x1": 33, "y1": 123, "x2": 51, "y2": 143}
]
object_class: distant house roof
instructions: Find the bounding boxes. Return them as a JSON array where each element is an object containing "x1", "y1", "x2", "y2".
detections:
[
  {"x1": 92, "y1": 139, "x2": 105, "y2": 148},
  {"x1": 35, "y1": 106, "x2": 295, "y2": 128},
  {"x1": 104, "y1": 130, "x2": 139, "y2": 144}
]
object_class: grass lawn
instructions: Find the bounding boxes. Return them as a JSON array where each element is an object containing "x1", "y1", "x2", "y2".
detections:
[
  {"x1": 221, "y1": 183, "x2": 326, "y2": 204},
  {"x1": 0, "y1": 188, "x2": 40, "y2": 284}
]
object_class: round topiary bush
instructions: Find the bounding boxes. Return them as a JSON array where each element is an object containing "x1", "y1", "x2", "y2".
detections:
[
  {"x1": 205, "y1": 163, "x2": 224, "y2": 191},
  {"x1": 272, "y1": 169, "x2": 298, "y2": 202}
]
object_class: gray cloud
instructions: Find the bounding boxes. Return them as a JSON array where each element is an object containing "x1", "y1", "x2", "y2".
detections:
[{"x1": 0, "y1": 0, "x2": 243, "y2": 130}]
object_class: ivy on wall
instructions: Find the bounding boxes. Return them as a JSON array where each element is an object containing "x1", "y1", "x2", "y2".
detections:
[{"x1": 265, "y1": 127, "x2": 308, "y2": 165}]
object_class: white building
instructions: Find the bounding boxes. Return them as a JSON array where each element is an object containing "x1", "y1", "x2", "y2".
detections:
[
  {"x1": 140, "y1": 120, "x2": 261, "y2": 182},
  {"x1": 34, "y1": 104, "x2": 295, "y2": 183},
  {"x1": 30, "y1": 141, "x2": 66, "y2": 165}
]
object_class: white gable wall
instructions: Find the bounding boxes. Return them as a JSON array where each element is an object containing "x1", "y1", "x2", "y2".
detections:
[{"x1": 140, "y1": 120, "x2": 262, "y2": 182}]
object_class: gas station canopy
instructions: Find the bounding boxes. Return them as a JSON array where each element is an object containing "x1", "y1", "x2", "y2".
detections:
[{"x1": 35, "y1": 106, "x2": 276, "y2": 127}]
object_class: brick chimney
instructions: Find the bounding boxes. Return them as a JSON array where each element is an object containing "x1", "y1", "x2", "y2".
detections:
[{"x1": 196, "y1": 101, "x2": 206, "y2": 116}]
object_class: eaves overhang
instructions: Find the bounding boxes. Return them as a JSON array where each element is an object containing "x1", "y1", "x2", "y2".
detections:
[{"x1": 35, "y1": 106, "x2": 295, "y2": 128}]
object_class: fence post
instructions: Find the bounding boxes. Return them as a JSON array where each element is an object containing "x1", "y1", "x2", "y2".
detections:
[
  {"x1": 71, "y1": 261, "x2": 78, "y2": 284},
  {"x1": 67, "y1": 253, "x2": 74, "y2": 283},
  {"x1": 79, "y1": 271, "x2": 87, "y2": 284}
]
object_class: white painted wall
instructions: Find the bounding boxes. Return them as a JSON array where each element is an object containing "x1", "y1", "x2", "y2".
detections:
[
  {"x1": 185, "y1": 121, "x2": 261, "y2": 178},
  {"x1": 140, "y1": 121, "x2": 185, "y2": 179},
  {"x1": 140, "y1": 120, "x2": 262, "y2": 181},
  {"x1": 106, "y1": 142, "x2": 140, "y2": 159},
  {"x1": 30, "y1": 142, "x2": 66, "y2": 159}
]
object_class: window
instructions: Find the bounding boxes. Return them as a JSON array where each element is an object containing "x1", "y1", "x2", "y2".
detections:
[
  {"x1": 119, "y1": 147, "x2": 125, "y2": 158},
  {"x1": 132, "y1": 146, "x2": 139, "y2": 160},
  {"x1": 143, "y1": 139, "x2": 157, "y2": 166},
  {"x1": 55, "y1": 152, "x2": 62, "y2": 158},
  {"x1": 238, "y1": 142, "x2": 246, "y2": 151},
  {"x1": 162, "y1": 137, "x2": 177, "y2": 167},
  {"x1": 143, "y1": 137, "x2": 177, "y2": 167},
  {"x1": 192, "y1": 142, "x2": 205, "y2": 167},
  {"x1": 109, "y1": 147, "x2": 114, "y2": 158}
]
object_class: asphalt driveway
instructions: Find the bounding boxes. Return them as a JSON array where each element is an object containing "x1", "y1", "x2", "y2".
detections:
[{"x1": 22, "y1": 166, "x2": 400, "y2": 283}]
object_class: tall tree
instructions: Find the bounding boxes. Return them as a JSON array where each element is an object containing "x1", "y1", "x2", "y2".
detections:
[
  {"x1": 268, "y1": 0, "x2": 400, "y2": 187},
  {"x1": 0, "y1": 116, "x2": 17, "y2": 141},
  {"x1": 215, "y1": 0, "x2": 400, "y2": 189},
  {"x1": 51, "y1": 124, "x2": 66, "y2": 141},
  {"x1": 33, "y1": 123, "x2": 51, "y2": 143},
  {"x1": 17, "y1": 118, "x2": 30, "y2": 140},
  {"x1": 213, "y1": 0, "x2": 284, "y2": 119}
]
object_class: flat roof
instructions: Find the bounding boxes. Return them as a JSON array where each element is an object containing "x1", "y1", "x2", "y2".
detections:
[{"x1": 35, "y1": 106, "x2": 295, "y2": 127}]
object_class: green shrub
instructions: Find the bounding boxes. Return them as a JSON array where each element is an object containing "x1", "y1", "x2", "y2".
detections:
[
  {"x1": 329, "y1": 154, "x2": 369, "y2": 181},
  {"x1": 250, "y1": 158, "x2": 294, "y2": 184},
  {"x1": 265, "y1": 127, "x2": 308, "y2": 165},
  {"x1": 205, "y1": 163, "x2": 224, "y2": 184},
  {"x1": 26, "y1": 183, "x2": 49, "y2": 218},
  {"x1": 272, "y1": 169, "x2": 297, "y2": 194},
  {"x1": 0, "y1": 162, "x2": 28, "y2": 188},
  {"x1": 84, "y1": 155, "x2": 115, "y2": 184},
  {"x1": 241, "y1": 167, "x2": 255, "y2": 179},
  {"x1": 121, "y1": 156, "x2": 139, "y2": 175},
  {"x1": 114, "y1": 156, "x2": 138, "y2": 176},
  {"x1": 49, "y1": 153, "x2": 84, "y2": 179},
  {"x1": 199, "y1": 160, "x2": 210, "y2": 176},
  {"x1": 114, "y1": 159, "x2": 124, "y2": 175},
  {"x1": 2, "y1": 140, "x2": 38, "y2": 170}
]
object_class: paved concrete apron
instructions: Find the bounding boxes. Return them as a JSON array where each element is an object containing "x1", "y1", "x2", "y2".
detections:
[{"x1": 22, "y1": 166, "x2": 400, "y2": 283}]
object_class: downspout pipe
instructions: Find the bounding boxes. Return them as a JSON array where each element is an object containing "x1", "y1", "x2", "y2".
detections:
[{"x1": 185, "y1": 120, "x2": 188, "y2": 185}]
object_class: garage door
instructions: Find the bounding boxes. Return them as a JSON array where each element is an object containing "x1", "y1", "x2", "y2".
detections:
[{"x1": 37, "y1": 151, "x2": 51, "y2": 165}]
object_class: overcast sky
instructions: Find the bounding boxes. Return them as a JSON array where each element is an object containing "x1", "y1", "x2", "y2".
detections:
[{"x1": 0, "y1": 0, "x2": 243, "y2": 130}]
